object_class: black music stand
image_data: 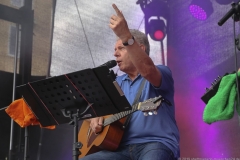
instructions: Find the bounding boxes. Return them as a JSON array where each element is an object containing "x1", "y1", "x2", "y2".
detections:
[{"x1": 16, "y1": 66, "x2": 131, "y2": 160}]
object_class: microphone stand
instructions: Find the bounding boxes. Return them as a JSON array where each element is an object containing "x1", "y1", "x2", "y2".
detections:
[{"x1": 218, "y1": 1, "x2": 240, "y2": 127}]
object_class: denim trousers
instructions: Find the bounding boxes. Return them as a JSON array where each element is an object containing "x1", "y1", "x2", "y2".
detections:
[{"x1": 79, "y1": 142, "x2": 175, "y2": 160}]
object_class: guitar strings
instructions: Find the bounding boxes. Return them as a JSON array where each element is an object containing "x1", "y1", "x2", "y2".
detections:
[{"x1": 103, "y1": 103, "x2": 138, "y2": 126}]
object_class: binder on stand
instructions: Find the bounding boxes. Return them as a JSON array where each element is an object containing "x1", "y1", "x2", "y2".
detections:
[{"x1": 16, "y1": 66, "x2": 131, "y2": 160}]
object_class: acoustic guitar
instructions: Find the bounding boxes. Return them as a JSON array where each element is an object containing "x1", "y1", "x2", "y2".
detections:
[{"x1": 78, "y1": 96, "x2": 164, "y2": 158}]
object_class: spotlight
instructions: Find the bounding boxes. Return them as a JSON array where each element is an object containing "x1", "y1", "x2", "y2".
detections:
[
  {"x1": 137, "y1": 0, "x2": 169, "y2": 41},
  {"x1": 148, "y1": 19, "x2": 166, "y2": 41},
  {"x1": 189, "y1": 0, "x2": 214, "y2": 20}
]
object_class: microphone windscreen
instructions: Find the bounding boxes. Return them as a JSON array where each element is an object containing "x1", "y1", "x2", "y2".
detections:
[
  {"x1": 105, "y1": 60, "x2": 117, "y2": 68},
  {"x1": 100, "y1": 60, "x2": 117, "y2": 68}
]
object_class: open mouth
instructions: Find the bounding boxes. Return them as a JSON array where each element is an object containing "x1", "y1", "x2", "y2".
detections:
[{"x1": 116, "y1": 61, "x2": 122, "y2": 65}]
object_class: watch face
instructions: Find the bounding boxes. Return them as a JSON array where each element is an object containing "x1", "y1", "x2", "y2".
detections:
[
  {"x1": 128, "y1": 38, "x2": 134, "y2": 45},
  {"x1": 122, "y1": 36, "x2": 135, "y2": 46}
]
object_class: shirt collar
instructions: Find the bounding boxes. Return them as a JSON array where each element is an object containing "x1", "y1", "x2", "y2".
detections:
[{"x1": 122, "y1": 73, "x2": 142, "y2": 81}]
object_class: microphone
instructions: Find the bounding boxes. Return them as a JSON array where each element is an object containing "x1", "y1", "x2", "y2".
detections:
[
  {"x1": 98, "y1": 60, "x2": 117, "y2": 80},
  {"x1": 99, "y1": 60, "x2": 117, "y2": 68}
]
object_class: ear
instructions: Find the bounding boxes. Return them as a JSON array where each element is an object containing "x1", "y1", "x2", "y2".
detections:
[{"x1": 139, "y1": 44, "x2": 146, "y2": 52}]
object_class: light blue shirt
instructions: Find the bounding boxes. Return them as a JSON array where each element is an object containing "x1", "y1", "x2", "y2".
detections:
[{"x1": 116, "y1": 65, "x2": 180, "y2": 158}]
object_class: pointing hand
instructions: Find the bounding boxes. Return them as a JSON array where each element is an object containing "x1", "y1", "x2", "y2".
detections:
[{"x1": 109, "y1": 4, "x2": 132, "y2": 42}]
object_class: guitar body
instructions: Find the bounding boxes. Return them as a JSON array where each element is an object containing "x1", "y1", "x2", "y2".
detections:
[
  {"x1": 78, "y1": 116, "x2": 126, "y2": 158},
  {"x1": 77, "y1": 96, "x2": 163, "y2": 158}
]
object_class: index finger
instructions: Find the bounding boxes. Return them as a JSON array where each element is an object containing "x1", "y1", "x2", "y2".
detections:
[{"x1": 112, "y1": 3, "x2": 122, "y2": 17}]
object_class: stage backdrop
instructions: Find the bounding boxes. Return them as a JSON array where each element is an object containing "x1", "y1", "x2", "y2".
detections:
[
  {"x1": 49, "y1": 0, "x2": 167, "y2": 76},
  {"x1": 1, "y1": 0, "x2": 240, "y2": 159},
  {"x1": 47, "y1": 0, "x2": 240, "y2": 159}
]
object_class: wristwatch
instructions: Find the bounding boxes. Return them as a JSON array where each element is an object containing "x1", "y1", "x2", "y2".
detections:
[{"x1": 122, "y1": 36, "x2": 135, "y2": 46}]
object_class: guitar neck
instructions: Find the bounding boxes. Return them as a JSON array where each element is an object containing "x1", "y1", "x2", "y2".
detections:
[
  {"x1": 103, "y1": 103, "x2": 138, "y2": 127},
  {"x1": 102, "y1": 96, "x2": 163, "y2": 127}
]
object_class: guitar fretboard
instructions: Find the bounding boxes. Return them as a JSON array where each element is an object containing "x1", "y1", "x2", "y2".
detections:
[{"x1": 103, "y1": 103, "x2": 138, "y2": 127}]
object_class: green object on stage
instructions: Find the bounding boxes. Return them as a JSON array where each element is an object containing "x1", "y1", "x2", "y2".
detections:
[{"x1": 203, "y1": 72, "x2": 240, "y2": 124}]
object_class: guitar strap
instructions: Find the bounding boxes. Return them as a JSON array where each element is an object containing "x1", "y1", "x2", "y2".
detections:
[{"x1": 122, "y1": 78, "x2": 147, "y2": 129}]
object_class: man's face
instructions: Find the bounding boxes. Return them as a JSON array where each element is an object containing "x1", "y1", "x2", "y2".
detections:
[{"x1": 114, "y1": 40, "x2": 135, "y2": 73}]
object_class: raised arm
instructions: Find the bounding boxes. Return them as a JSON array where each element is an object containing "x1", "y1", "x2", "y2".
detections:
[{"x1": 109, "y1": 4, "x2": 162, "y2": 87}]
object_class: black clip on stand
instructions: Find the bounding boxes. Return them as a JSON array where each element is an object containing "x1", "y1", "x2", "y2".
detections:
[
  {"x1": 218, "y1": 1, "x2": 240, "y2": 54},
  {"x1": 61, "y1": 101, "x2": 95, "y2": 160},
  {"x1": 218, "y1": 1, "x2": 240, "y2": 26},
  {"x1": 61, "y1": 104, "x2": 91, "y2": 160}
]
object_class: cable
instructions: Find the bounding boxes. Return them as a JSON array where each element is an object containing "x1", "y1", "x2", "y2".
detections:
[
  {"x1": 47, "y1": 0, "x2": 57, "y2": 77},
  {"x1": 0, "y1": 106, "x2": 8, "y2": 111},
  {"x1": 137, "y1": 16, "x2": 145, "y2": 30},
  {"x1": 73, "y1": 0, "x2": 96, "y2": 67},
  {"x1": 160, "y1": 40, "x2": 165, "y2": 65}
]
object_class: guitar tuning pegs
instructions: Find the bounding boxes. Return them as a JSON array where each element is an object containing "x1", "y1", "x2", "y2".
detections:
[
  {"x1": 148, "y1": 111, "x2": 153, "y2": 116},
  {"x1": 144, "y1": 112, "x2": 148, "y2": 116},
  {"x1": 205, "y1": 88, "x2": 209, "y2": 91}
]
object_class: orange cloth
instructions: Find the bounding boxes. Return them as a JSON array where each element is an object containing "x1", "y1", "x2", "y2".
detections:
[{"x1": 5, "y1": 98, "x2": 55, "y2": 129}]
